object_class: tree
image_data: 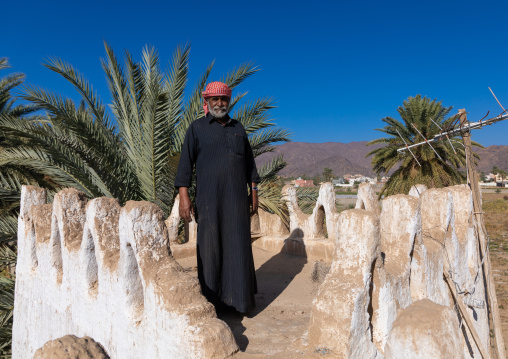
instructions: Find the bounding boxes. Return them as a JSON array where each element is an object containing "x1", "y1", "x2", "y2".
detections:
[
  {"x1": 0, "y1": 43, "x2": 291, "y2": 219},
  {"x1": 492, "y1": 166, "x2": 501, "y2": 174},
  {"x1": 367, "y1": 95, "x2": 481, "y2": 197},
  {"x1": 322, "y1": 167, "x2": 334, "y2": 182},
  {"x1": 0, "y1": 58, "x2": 41, "y2": 358},
  {"x1": 312, "y1": 175, "x2": 322, "y2": 186}
]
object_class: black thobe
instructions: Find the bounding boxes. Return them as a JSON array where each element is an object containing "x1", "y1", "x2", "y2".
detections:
[{"x1": 174, "y1": 113, "x2": 260, "y2": 313}]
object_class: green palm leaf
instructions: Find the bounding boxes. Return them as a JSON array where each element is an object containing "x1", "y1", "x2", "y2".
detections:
[{"x1": 367, "y1": 95, "x2": 482, "y2": 197}]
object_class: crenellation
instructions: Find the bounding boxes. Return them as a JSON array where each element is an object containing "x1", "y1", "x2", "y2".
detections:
[
  {"x1": 15, "y1": 182, "x2": 493, "y2": 358},
  {"x1": 371, "y1": 194, "x2": 420, "y2": 352},
  {"x1": 355, "y1": 183, "x2": 380, "y2": 215},
  {"x1": 282, "y1": 182, "x2": 338, "y2": 241},
  {"x1": 308, "y1": 209, "x2": 381, "y2": 358},
  {"x1": 13, "y1": 186, "x2": 238, "y2": 359},
  {"x1": 166, "y1": 194, "x2": 181, "y2": 245},
  {"x1": 305, "y1": 183, "x2": 490, "y2": 358}
]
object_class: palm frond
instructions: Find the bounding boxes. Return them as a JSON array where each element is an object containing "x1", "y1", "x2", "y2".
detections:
[
  {"x1": 248, "y1": 128, "x2": 291, "y2": 157},
  {"x1": 296, "y1": 187, "x2": 320, "y2": 214},
  {"x1": 368, "y1": 95, "x2": 472, "y2": 197},
  {"x1": 43, "y1": 57, "x2": 112, "y2": 129},
  {"x1": 220, "y1": 62, "x2": 259, "y2": 90},
  {"x1": 258, "y1": 155, "x2": 286, "y2": 182},
  {"x1": 176, "y1": 61, "x2": 214, "y2": 151}
]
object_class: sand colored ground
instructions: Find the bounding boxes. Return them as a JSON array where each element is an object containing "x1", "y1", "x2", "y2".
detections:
[
  {"x1": 177, "y1": 247, "x2": 328, "y2": 358},
  {"x1": 484, "y1": 193, "x2": 508, "y2": 353}
]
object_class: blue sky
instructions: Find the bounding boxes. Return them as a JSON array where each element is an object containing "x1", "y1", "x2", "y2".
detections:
[{"x1": 3, "y1": 0, "x2": 508, "y2": 146}]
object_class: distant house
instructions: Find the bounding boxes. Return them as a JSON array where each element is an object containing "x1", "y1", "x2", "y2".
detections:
[
  {"x1": 486, "y1": 173, "x2": 497, "y2": 182},
  {"x1": 486, "y1": 173, "x2": 508, "y2": 186},
  {"x1": 364, "y1": 176, "x2": 377, "y2": 184},
  {"x1": 344, "y1": 174, "x2": 368, "y2": 184},
  {"x1": 294, "y1": 177, "x2": 315, "y2": 187},
  {"x1": 333, "y1": 178, "x2": 353, "y2": 187}
]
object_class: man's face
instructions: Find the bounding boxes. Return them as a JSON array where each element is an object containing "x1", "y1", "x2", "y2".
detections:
[{"x1": 207, "y1": 96, "x2": 230, "y2": 118}]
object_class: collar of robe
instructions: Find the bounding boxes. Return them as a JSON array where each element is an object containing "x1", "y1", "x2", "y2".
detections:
[{"x1": 207, "y1": 113, "x2": 232, "y2": 126}]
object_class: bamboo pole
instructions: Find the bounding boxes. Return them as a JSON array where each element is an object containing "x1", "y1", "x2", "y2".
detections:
[{"x1": 459, "y1": 108, "x2": 506, "y2": 359}]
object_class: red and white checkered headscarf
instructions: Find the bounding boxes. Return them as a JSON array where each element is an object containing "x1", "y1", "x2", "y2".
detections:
[{"x1": 202, "y1": 81, "x2": 232, "y2": 115}]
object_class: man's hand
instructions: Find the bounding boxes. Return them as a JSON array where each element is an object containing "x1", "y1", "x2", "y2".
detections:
[
  {"x1": 250, "y1": 185, "x2": 258, "y2": 215},
  {"x1": 179, "y1": 187, "x2": 194, "y2": 222}
]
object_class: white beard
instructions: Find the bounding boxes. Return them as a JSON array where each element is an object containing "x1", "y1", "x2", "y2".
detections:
[{"x1": 208, "y1": 101, "x2": 229, "y2": 118}]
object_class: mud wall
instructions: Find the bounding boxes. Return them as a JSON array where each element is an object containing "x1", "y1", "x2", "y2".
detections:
[
  {"x1": 13, "y1": 186, "x2": 238, "y2": 359},
  {"x1": 307, "y1": 184, "x2": 490, "y2": 358}
]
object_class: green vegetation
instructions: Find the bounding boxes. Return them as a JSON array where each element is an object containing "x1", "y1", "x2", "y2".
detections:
[
  {"x1": 484, "y1": 199, "x2": 508, "y2": 212},
  {"x1": 367, "y1": 95, "x2": 481, "y2": 197},
  {"x1": 0, "y1": 58, "x2": 41, "y2": 359},
  {"x1": 296, "y1": 187, "x2": 319, "y2": 214},
  {"x1": 492, "y1": 166, "x2": 507, "y2": 177},
  {"x1": 322, "y1": 167, "x2": 334, "y2": 182}
]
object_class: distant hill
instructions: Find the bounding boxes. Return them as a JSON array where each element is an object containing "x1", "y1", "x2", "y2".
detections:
[
  {"x1": 256, "y1": 141, "x2": 508, "y2": 178},
  {"x1": 474, "y1": 145, "x2": 508, "y2": 173}
]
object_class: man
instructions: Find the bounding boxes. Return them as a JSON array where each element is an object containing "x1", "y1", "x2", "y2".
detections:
[{"x1": 174, "y1": 81, "x2": 260, "y2": 313}]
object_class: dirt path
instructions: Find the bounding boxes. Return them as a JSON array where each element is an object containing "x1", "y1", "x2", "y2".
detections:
[{"x1": 177, "y1": 247, "x2": 325, "y2": 358}]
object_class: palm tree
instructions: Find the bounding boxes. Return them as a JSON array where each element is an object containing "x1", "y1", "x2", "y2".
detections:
[
  {"x1": 322, "y1": 167, "x2": 334, "y2": 182},
  {"x1": 0, "y1": 43, "x2": 291, "y2": 217},
  {"x1": 0, "y1": 46, "x2": 291, "y2": 356},
  {"x1": 0, "y1": 58, "x2": 41, "y2": 359},
  {"x1": 367, "y1": 95, "x2": 481, "y2": 197}
]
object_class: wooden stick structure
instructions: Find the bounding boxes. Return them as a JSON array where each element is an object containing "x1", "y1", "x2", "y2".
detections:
[
  {"x1": 430, "y1": 117, "x2": 457, "y2": 154},
  {"x1": 396, "y1": 111, "x2": 508, "y2": 154},
  {"x1": 459, "y1": 109, "x2": 506, "y2": 359},
  {"x1": 444, "y1": 271, "x2": 489, "y2": 359},
  {"x1": 395, "y1": 129, "x2": 421, "y2": 166},
  {"x1": 410, "y1": 123, "x2": 444, "y2": 161},
  {"x1": 489, "y1": 87, "x2": 506, "y2": 112}
]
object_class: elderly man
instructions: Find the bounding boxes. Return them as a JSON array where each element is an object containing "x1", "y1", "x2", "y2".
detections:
[{"x1": 174, "y1": 81, "x2": 260, "y2": 313}]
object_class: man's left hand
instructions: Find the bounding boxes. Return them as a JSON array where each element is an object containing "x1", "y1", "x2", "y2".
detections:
[{"x1": 250, "y1": 189, "x2": 258, "y2": 215}]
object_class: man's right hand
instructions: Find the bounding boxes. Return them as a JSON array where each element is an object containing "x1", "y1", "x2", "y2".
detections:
[{"x1": 178, "y1": 187, "x2": 194, "y2": 222}]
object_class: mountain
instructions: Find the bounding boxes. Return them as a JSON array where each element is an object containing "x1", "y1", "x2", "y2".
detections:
[
  {"x1": 256, "y1": 141, "x2": 379, "y2": 177},
  {"x1": 256, "y1": 141, "x2": 508, "y2": 178},
  {"x1": 474, "y1": 145, "x2": 508, "y2": 173}
]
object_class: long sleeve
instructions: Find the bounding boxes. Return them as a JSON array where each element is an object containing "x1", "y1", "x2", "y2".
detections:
[
  {"x1": 174, "y1": 124, "x2": 197, "y2": 188},
  {"x1": 245, "y1": 135, "x2": 261, "y2": 184}
]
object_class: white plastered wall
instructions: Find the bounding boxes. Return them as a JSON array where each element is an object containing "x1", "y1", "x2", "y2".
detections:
[{"x1": 13, "y1": 186, "x2": 237, "y2": 359}]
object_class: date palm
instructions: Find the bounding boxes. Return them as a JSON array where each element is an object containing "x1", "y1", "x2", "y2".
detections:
[
  {"x1": 0, "y1": 44, "x2": 290, "y2": 218},
  {"x1": 0, "y1": 47, "x2": 290, "y2": 357},
  {"x1": 0, "y1": 58, "x2": 41, "y2": 359},
  {"x1": 367, "y1": 95, "x2": 480, "y2": 197}
]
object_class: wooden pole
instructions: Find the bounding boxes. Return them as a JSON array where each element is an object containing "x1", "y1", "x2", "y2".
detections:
[
  {"x1": 444, "y1": 273, "x2": 489, "y2": 359},
  {"x1": 459, "y1": 108, "x2": 506, "y2": 359}
]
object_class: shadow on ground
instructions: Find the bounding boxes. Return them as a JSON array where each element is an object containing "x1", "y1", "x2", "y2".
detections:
[{"x1": 218, "y1": 244, "x2": 308, "y2": 352}]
